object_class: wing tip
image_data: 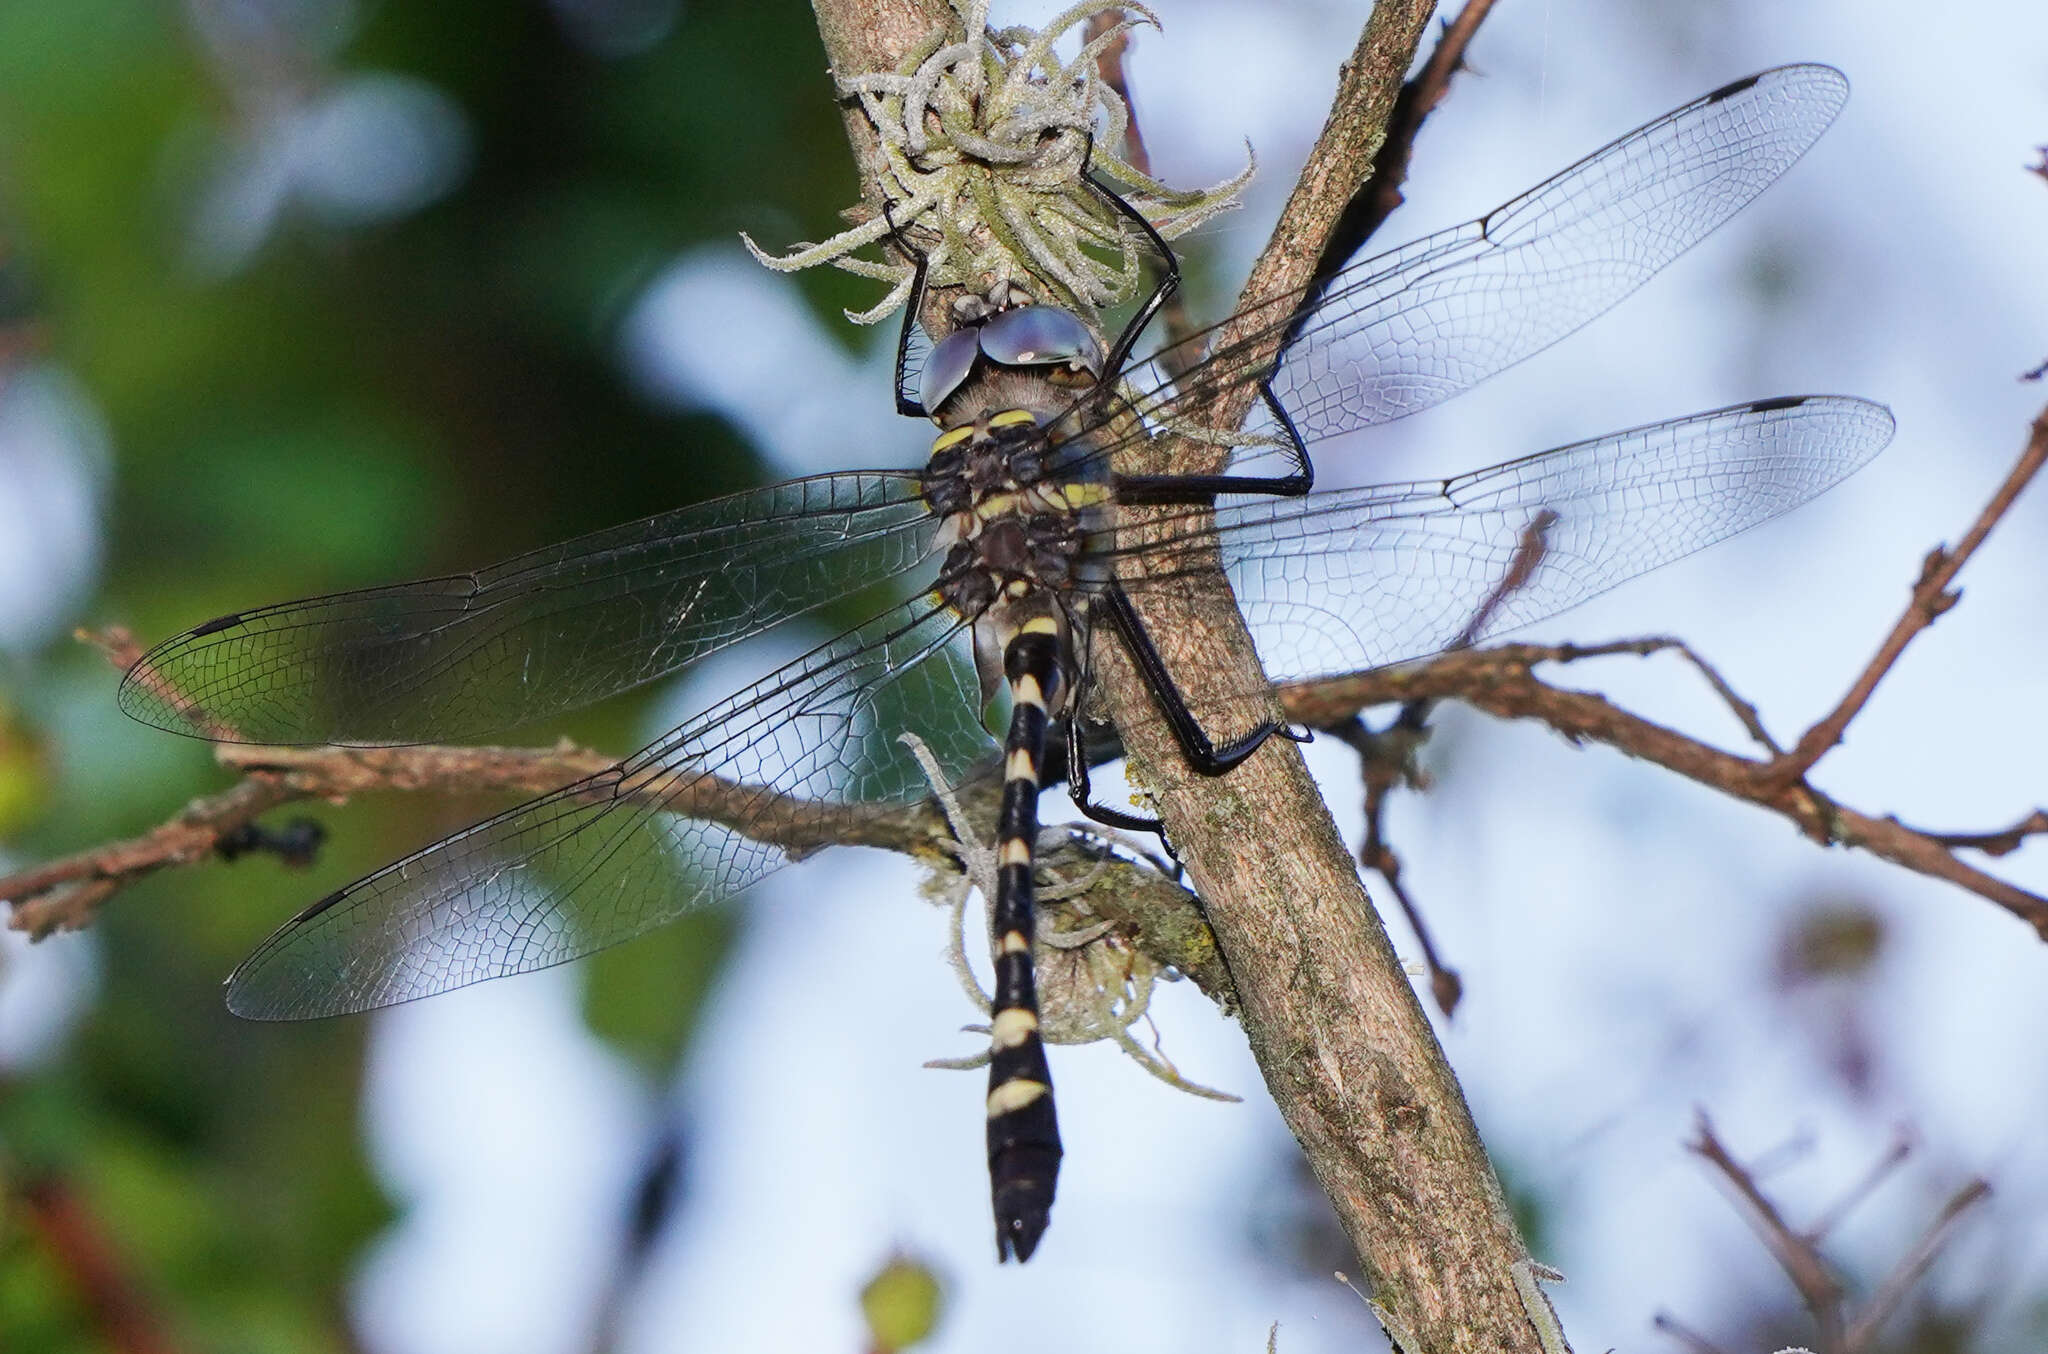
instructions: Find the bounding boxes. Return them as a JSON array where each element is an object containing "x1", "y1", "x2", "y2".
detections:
[
  {"x1": 1708, "y1": 64, "x2": 1850, "y2": 129},
  {"x1": 115, "y1": 633, "x2": 245, "y2": 741},
  {"x1": 222, "y1": 960, "x2": 309, "y2": 1021},
  {"x1": 114, "y1": 668, "x2": 211, "y2": 739},
  {"x1": 223, "y1": 964, "x2": 362, "y2": 1023},
  {"x1": 1747, "y1": 393, "x2": 1897, "y2": 457}
]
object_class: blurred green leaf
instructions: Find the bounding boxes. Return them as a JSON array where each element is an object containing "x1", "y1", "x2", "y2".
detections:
[{"x1": 0, "y1": 691, "x2": 52, "y2": 841}]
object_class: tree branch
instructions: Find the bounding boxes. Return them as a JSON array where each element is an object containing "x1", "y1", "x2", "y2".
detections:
[
  {"x1": 1287, "y1": 639, "x2": 2048, "y2": 938},
  {"x1": 1304, "y1": 0, "x2": 1498, "y2": 309},
  {"x1": 1087, "y1": 3, "x2": 1561, "y2": 1347},
  {"x1": 1689, "y1": 1115, "x2": 1850, "y2": 1346},
  {"x1": 12, "y1": 632, "x2": 1230, "y2": 1001}
]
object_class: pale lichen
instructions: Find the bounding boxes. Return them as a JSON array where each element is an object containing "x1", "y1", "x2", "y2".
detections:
[
  {"x1": 901, "y1": 733, "x2": 1238, "y2": 1102},
  {"x1": 746, "y1": 0, "x2": 1252, "y2": 326}
]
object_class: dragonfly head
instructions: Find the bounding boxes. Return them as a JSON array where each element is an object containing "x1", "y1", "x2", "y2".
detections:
[{"x1": 919, "y1": 304, "x2": 1105, "y2": 421}]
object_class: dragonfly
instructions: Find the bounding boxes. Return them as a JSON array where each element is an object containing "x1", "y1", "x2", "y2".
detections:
[{"x1": 120, "y1": 65, "x2": 1892, "y2": 1262}]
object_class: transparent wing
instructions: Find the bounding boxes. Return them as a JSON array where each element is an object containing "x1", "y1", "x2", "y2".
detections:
[
  {"x1": 1078, "y1": 65, "x2": 1849, "y2": 478},
  {"x1": 225, "y1": 598, "x2": 992, "y2": 1019},
  {"x1": 1108, "y1": 396, "x2": 1893, "y2": 685},
  {"x1": 1267, "y1": 65, "x2": 1848, "y2": 440},
  {"x1": 121, "y1": 472, "x2": 939, "y2": 745}
]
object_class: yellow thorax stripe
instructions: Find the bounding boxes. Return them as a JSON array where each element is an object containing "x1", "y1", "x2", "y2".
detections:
[
  {"x1": 930, "y1": 424, "x2": 975, "y2": 453},
  {"x1": 972, "y1": 482, "x2": 1107, "y2": 524},
  {"x1": 929, "y1": 408, "x2": 1037, "y2": 456},
  {"x1": 974, "y1": 491, "x2": 1019, "y2": 520}
]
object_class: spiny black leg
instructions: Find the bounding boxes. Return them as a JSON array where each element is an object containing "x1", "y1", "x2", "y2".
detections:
[
  {"x1": 1113, "y1": 379, "x2": 1316, "y2": 502},
  {"x1": 1048, "y1": 605, "x2": 1165, "y2": 833},
  {"x1": 1087, "y1": 173, "x2": 1319, "y2": 502},
  {"x1": 1062, "y1": 712, "x2": 1166, "y2": 835},
  {"x1": 1087, "y1": 172, "x2": 1182, "y2": 383},
  {"x1": 1102, "y1": 584, "x2": 1308, "y2": 775},
  {"x1": 987, "y1": 620, "x2": 1064, "y2": 1263},
  {"x1": 1258, "y1": 375, "x2": 1314, "y2": 491},
  {"x1": 886, "y1": 204, "x2": 935, "y2": 418}
]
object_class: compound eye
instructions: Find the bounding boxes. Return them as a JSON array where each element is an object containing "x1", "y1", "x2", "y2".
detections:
[
  {"x1": 980, "y1": 306, "x2": 1104, "y2": 378},
  {"x1": 919, "y1": 328, "x2": 983, "y2": 415}
]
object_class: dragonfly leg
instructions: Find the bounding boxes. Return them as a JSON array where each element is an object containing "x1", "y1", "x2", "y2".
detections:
[
  {"x1": 1088, "y1": 171, "x2": 1182, "y2": 383},
  {"x1": 1061, "y1": 714, "x2": 1167, "y2": 836},
  {"x1": 886, "y1": 205, "x2": 935, "y2": 418},
  {"x1": 1111, "y1": 380, "x2": 1315, "y2": 502},
  {"x1": 988, "y1": 620, "x2": 1065, "y2": 1263},
  {"x1": 1257, "y1": 376, "x2": 1314, "y2": 490},
  {"x1": 1101, "y1": 584, "x2": 1309, "y2": 776},
  {"x1": 1090, "y1": 172, "x2": 1314, "y2": 499}
]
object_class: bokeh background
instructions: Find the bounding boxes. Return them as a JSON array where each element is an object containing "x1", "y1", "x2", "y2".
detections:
[{"x1": 2, "y1": 0, "x2": 2046, "y2": 1351}]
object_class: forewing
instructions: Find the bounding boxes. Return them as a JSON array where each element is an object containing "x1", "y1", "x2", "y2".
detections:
[
  {"x1": 225, "y1": 598, "x2": 992, "y2": 1019},
  {"x1": 1267, "y1": 65, "x2": 1848, "y2": 442},
  {"x1": 1112, "y1": 397, "x2": 1892, "y2": 686},
  {"x1": 121, "y1": 472, "x2": 938, "y2": 745}
]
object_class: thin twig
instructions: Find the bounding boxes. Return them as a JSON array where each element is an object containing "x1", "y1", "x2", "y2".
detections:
[
  {"x1": 1898, "y1": 808, "x2": 2048, "y2": 857},
  {"x1": 1689, "y1": 1113, "x2": 1848, "y2": 1347},
  {"x1": 1322, "y1": 714, "x2": 1461, "y2": 1014},
  {"x1": 1769, "y1": 406, "x2": 2048, "y2": 784},
  {"x1": 1651, "y1": 639, "x2": 1784, "y2": 756},
  {"x1": 1276, "y1": 407, "x2": 2048, "y2": 936},
  {"x1": 1367, "y1": 833, "x2": 1463, "y2": 1016},
  {"x1": 1286, "y1": 641, "x2": 2048, "y2": 937},
  {"x1": 1451, "y1": 509, "x2": 1557, "y2": 654},
  {"x1": 1681, "y1": 1113, "x2": 1988, "y2": 1354},
  {"x1": 81, "y1": 627, "x2": 237, "y2": 741},
  {"x1": 1503, "y1": 634, "x2": 1783, "y2": 755},
  {"x1": 1842, "y1": 1177, "x2": 1991, "y2": 1351},
  {"x1": 1328, "y1": 501, "x2": 1557, "y2": 1016}
]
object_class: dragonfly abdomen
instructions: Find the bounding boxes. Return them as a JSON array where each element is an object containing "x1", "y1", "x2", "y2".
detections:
[
  {"x1": 922, "y1": 397, "x2": 1109, "y2": 1261},
  {"x1": 987, "y1": 614, "x2": 1065, "y2": 1263}
]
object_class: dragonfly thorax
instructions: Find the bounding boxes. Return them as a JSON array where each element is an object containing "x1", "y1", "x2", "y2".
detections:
[
  {"x1": 923, "y1": 407, "x2": 1110, "y2": 708},
  {"x1": 927, "y1": 412, "x2": 1107, "y2": 601}
]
